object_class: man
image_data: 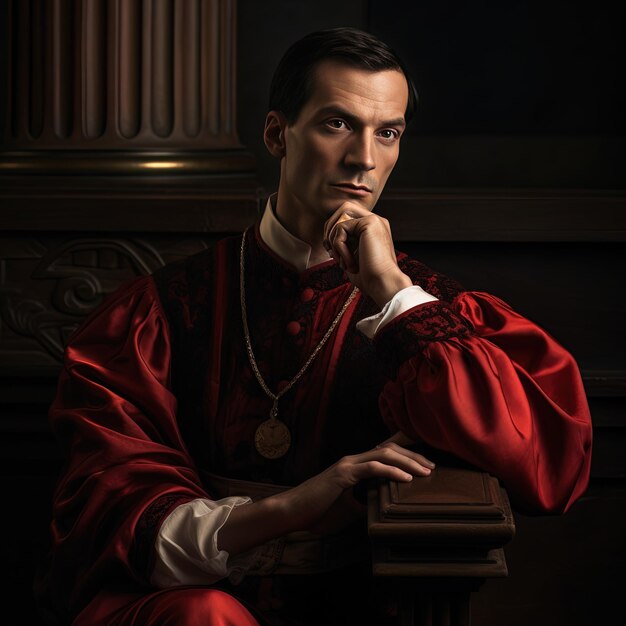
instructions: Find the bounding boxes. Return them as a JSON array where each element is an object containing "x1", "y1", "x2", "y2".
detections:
[{"x1": 37, "y1": 28, "x2": 592, "y2": 626}]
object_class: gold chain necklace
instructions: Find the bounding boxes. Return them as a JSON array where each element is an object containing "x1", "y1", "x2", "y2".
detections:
[{"x1": 240, "y1": 229, "x2": 359, "y2": 459}]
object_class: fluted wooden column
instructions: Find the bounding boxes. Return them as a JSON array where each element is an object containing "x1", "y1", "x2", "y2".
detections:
[
  {"x1": 0, "y1": 0, "x2": 260, "y2": 374},
  {"x1": 1, "y1": 0, "x2": 255, "y2": 174}
]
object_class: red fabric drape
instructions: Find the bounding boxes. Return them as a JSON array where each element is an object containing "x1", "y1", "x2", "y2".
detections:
[
  {"x1": 37, "y1": 232, "x2": 592, "y2": 625},
  {"x1": 378, "y1": 291, "x2": 592, "y2": 513}
]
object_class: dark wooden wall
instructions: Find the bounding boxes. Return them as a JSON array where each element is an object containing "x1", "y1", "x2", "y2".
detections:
[{"x1": 1, "y1": 1, "x2": 625, "y2": 624}]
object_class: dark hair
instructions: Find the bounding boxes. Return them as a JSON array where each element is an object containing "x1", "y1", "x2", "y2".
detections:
[{"x1": 269, "y1": 27, "x2": 418, "y2": 125}]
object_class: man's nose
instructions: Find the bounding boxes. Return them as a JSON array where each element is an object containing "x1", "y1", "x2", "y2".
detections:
[{"x1": 343, "y1": 133, "x2": 376, "y2": 171}]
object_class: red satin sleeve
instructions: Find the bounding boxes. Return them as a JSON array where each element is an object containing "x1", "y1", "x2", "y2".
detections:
[
  {"x1": 376, "y1": 291, "x2": 592, "y2": 514},
  {"x1": 42, "y1": 276, "x2": 209, "y2": 618}
]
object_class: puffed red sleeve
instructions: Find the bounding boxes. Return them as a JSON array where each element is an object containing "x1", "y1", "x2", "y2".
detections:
[
  {"x1": 40, "y1": 276, "x2": 209, "y2": 618},
  {"x1": 376, "y1": 291, "x2": 592, "y2": 514}
]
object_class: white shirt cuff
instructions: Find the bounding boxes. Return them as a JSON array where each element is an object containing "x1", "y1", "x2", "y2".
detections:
[
  {"x1": 356, "y1": 285, "x2": 438, "y2": 339},
  {"x1": 150, "y1": 496, "x2": 260, "y2": 588}
]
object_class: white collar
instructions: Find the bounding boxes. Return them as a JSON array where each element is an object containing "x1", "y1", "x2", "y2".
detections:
[{"x1": 259, "y1": 195, "x2": 331, "y2": 272}]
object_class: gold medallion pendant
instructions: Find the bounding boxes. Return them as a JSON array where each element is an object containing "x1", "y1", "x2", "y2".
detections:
[
  {"x1": 254, "y1": 419, "x2": 291, "y2": 459},
  {"x1": 240, "y1": 229, "x2": 358, "y2": 461}
]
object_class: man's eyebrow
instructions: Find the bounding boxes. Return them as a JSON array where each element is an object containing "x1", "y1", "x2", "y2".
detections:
[{"x1": 316, "y1": 106, "x2": 406, "y2": 128}]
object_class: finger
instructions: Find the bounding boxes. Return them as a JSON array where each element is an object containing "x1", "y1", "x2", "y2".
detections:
[
  {"x1": 325, "y1": 213, "x2": 355, "y2": 257},
  {"x1": 357, "y1": 446, "x2": 433, "y2": 476},
  {"x1": 323, "y1": 202, "x2": 369, "y2": 247},
  {"x1": 330, "y1": 222, "x2": 359, "y2": 273},
  {"x1": 377, "y1": 440, "x2": 435, "y2": 469},
  {"x1": 352, "y1": 460, "x2": 414, "y2": 483},
  {"x1": 324, "y1": 208, "x2": 350, "y2": 248}
]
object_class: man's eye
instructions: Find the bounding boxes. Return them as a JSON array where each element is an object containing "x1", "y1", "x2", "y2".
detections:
[
  {"x1": 379, "y1": 129, "x2": 399, "y2": 140},
  {"x1": 327, "y1": 119, "x2": 346, "y2": 129}
]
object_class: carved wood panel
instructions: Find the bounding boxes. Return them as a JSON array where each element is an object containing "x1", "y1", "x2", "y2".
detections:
[{"x1": 0, "y1": 235, "x2": 215, "y2": 369}]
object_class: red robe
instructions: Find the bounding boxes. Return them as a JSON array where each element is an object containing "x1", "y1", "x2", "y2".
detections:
[{"x1": 37, "y1": 226, "x2": 592, "y2": 625}]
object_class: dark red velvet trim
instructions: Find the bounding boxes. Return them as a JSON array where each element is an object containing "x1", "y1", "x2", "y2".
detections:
[
  {"x1": 397, "y1": 254, "x2": 465, "y2": 302},
  {"x1": 131, "y1": 493, "x2": 195, "y2": 581},
  {"x1": 374, "y1": 301, "x2": 473, "y2": 376}
]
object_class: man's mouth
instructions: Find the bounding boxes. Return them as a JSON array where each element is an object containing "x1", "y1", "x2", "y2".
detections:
[{"x1": 330, "y1": 183, "x2": 373, "y2": 197}]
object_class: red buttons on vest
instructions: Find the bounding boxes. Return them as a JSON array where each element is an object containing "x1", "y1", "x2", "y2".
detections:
[
  {"x1": 300, "y1": 287, "x2": 315, "y2": 303},
  {"x1": 286, "y1": 321, "x2": 301, "y2": 336}
]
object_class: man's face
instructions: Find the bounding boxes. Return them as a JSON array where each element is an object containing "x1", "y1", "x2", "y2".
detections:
[{"x1": 274, "y1": 60, "x2": 409, "y2": 225}]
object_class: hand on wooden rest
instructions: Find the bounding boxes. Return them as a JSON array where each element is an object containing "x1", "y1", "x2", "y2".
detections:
[
  {"x1": 218, "y1": 440, "x2": 434, "y2": 555},
  {"x1": 306, "y1": 433, "x2": 429, "y2": 535}
]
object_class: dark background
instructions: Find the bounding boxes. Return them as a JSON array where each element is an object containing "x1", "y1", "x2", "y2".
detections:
[
  {"x1": 1, "y1": 1, "x2": 625, "y2": 624},
  {"x1": 237, "y1": 0, "x2": 625, "y2": 191}
]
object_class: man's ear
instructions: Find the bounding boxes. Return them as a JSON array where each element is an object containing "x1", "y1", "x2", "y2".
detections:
[{"x1": 264, "y1": 111, "x2": 288, "y2": 158}]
